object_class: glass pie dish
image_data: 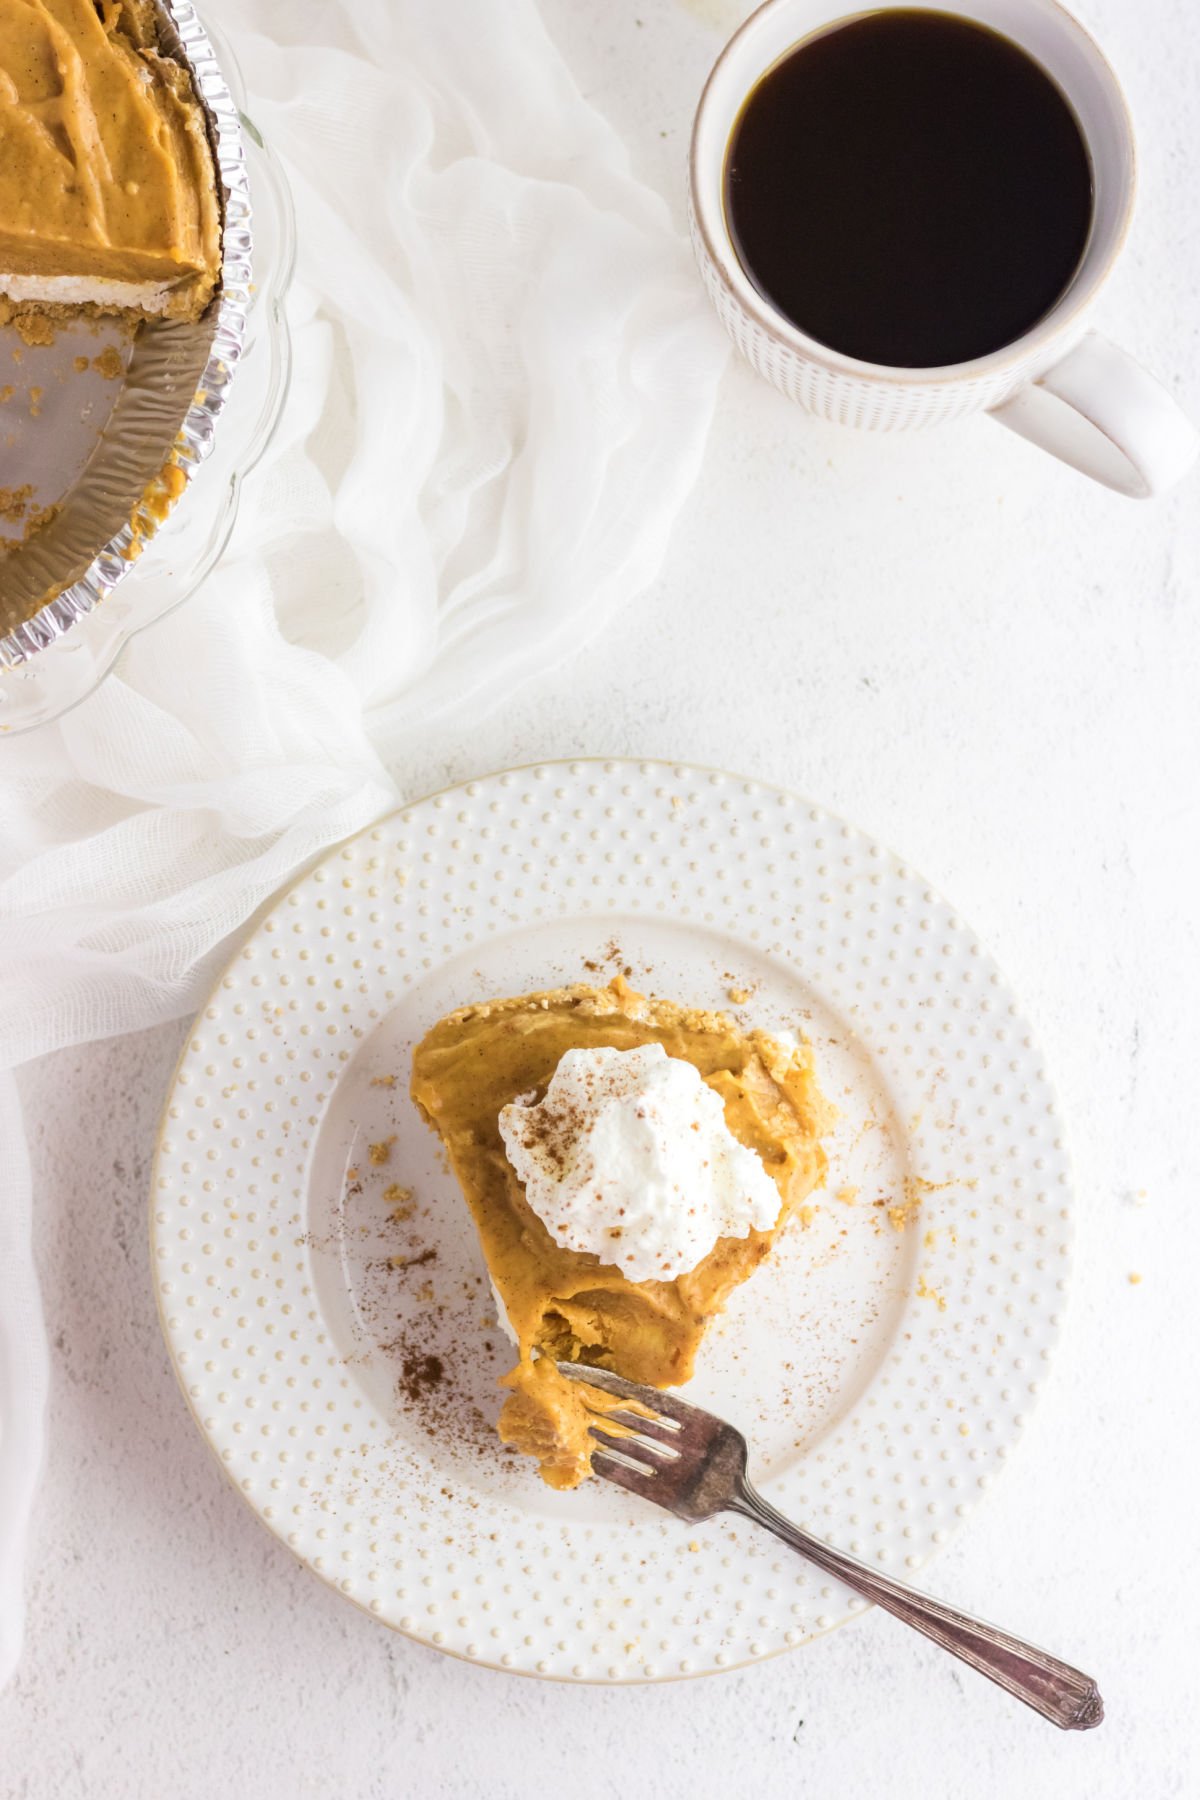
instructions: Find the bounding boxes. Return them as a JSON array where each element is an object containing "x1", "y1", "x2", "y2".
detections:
[{"x1": 0, "y1": 14, "x2": 294, "y2": 735}]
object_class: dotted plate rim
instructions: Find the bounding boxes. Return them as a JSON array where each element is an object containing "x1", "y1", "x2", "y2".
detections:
[{"x1": 150, "y1": 759, "x2": 1074, "y2": 1683}]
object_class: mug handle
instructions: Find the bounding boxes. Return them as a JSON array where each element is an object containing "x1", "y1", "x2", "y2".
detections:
[{"x1": 990, "y1": 331, "x2": 1199, "y2": 498}]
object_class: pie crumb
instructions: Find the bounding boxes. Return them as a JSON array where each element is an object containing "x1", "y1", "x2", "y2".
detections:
[
  {"x1": 369, "y1": 1073, "x2": 397, "y2": 1088},
  {"x1": 726, "y1": 985, "x2": 752, "y2": 1004},
  {"x1": 17, "y1": 499, "x2": 58, "y2": 542},
  {"x1": 1128, "y1": 1271, "x2": 1142, "y2": 1286},
  {"x1": 384, "y1": 1182, "x2": 415, "y2": 1221},
  {"x1": 887, "y1": 1173, "x2": 945, "y2": 1232},
  {"x1": 14, "y1": 313, "x2": 55, "y2": 349},
  {"x1": 91, "y1": 345, "x2": 124, "y2": 380},
  {"x1": 0, "y1": 483, "x2": 33, "y2": 524},
  {"x1": 368, "y1": 1136, "x2": 396, "y2": 1165},
  {"x1": 916, "y1": 1274, "x2": 947, "y2": 1311},
  {"x1": 834, "y1": 1185, "x2": 858, "y2": 1206}
]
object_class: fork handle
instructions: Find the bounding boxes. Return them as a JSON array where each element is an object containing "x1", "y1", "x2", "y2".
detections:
[{"x1": 730, "y1": 1482, "x2": 1102, "y2": 1731}]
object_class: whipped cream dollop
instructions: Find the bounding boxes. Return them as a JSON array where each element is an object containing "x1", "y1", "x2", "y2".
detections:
[{"x1": 498, "y1": 1043, "x2": 782, "y2": 1282}]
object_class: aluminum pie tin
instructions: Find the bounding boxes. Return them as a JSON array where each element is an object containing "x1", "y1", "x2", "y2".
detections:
[{"x1": 0, "y1": 0, "x2": 251, "y2": 669}]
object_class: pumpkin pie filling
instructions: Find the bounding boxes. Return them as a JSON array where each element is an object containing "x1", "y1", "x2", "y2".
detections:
[
  {"x1": 410, "y1": 978, "x2": 830, "y2": 1489},
  {"x1": 0, "y1": 0, "x2": 221, "y2": 322}
]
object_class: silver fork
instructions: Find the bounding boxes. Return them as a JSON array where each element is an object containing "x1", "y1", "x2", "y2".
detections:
[{"x1": 559, "y1": 1362, "x2": 1103, "y2": 1730}]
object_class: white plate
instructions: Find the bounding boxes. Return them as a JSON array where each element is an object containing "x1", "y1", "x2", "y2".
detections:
[{"x1": 151, "y1": 760, "x2": 1073, "y2": 1682}]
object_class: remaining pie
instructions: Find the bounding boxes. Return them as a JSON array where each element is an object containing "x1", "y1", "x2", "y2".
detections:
[
  {"x1": 0, "y1": 0, "x2": 222, "y2": 326},
  {"x1": 410, "y1": 978, "x2": 830, "y2": 1488}
]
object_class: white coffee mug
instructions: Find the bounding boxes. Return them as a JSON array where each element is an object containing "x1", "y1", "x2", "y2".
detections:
[{"x1": 689, "y1": 0, "x2": 1199, "y2": 497}]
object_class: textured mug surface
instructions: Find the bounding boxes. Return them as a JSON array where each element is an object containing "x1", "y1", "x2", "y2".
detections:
[{"x1": 689, "y1": 0, "x2": 1135, "y2": 432}]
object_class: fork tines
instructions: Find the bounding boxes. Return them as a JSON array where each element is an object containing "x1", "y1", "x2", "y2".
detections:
[
  {"x1": 555, "y1": 1360, "x2": 690, "y2": 1426},
  {"x1": 557, "y1": 1360, "x2": 698, "y2": 1490}
]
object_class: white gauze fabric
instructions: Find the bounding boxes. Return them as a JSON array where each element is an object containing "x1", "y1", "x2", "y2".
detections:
[{"x1": 0, "y1": 0, "x2": 727, "y2": 1684}]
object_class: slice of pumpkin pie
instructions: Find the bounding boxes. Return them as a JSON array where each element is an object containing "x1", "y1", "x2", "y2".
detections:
[
  {"x1": 410, "y1": 977, "x2": 830, "y2": 1489},
  {"x1": 0, "y1": 0, "x2": 221, "y2": 326}
]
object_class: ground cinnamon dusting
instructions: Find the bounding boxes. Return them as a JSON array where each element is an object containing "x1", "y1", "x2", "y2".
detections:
[
  {"x1": 390, "y1": 1246, "x2": 437, "y2": 1271},
  {"x1": 582, "y1": 939, "x2": 630, "y2": 977},
  {"x1": 399, "y1": 1352, "x2": 445, "y2": 1402},
  {"x1": 353, "y1": 1172, "x2": 511, "y2": 1467},
  {"x1": 377, "y1": 1306, "x2": 505, "y2": 1466}
]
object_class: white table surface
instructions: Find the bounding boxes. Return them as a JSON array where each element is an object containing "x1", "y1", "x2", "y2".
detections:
[{"x1": 5, "y1": 1, "x2": 1200, "y2": 1794}]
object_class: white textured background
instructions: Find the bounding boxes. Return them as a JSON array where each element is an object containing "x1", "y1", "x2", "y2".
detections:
[{"x1": 4, "y1": 0, "x2": 1200, "y2": 1794}]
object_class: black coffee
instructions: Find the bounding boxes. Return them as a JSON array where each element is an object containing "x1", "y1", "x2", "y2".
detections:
[{"x1": 724, "y1": 9, "x2": 1094, "y2": 368}]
